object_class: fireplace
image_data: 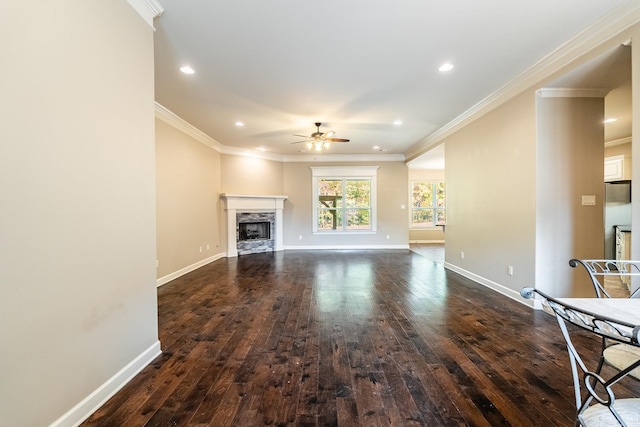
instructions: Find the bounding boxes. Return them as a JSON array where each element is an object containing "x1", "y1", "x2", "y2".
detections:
[
  {"x1": 239, "y1": 221, "x2": 270, "y2": 241},
  {"x1": 236, "y1": 212, "x2": 275, "y2": 255},
  {"x1": 221, "y1": 194, "x2": 288, "y2": 257}
]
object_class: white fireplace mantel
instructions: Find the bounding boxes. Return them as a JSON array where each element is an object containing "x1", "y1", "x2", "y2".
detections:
[{"x1": 220, "y1": 194, "x2": 288, "y2": 257}]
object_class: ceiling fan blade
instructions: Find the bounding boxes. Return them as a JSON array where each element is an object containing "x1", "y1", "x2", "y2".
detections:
[{"x1": 291, "y1": 123, "x2": 349, "y2": 145}]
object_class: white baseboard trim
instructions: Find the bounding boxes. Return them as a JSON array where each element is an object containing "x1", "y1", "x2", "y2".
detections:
[
  {"x1": 443, "y1": 262, "x2": 534, "y2": 308},
  {"x1": 157, "y1": 253, "x2": 225, "y2": 287},
  {"x1": 283, "y1": 244, "x2": 410, "y2": 250},
  {"x1": 409, "y1": 240, "x2": 445, "y2": 244},
  {"x1": 50, "y1": 340, "x2": 162, "y2": 427}
]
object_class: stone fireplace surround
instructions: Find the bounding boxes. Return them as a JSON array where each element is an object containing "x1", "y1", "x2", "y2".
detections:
[
  {"x1": 220, "y1": 194, "x2": 287, "y2": 257},
  {"x1": 236, "y1": 212, "x2": 274, "y2": 255}
]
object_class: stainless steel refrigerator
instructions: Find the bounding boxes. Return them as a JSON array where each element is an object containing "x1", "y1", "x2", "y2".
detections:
[{"x1": 604, "y1": 181, "x2": 631, "y2": 259}]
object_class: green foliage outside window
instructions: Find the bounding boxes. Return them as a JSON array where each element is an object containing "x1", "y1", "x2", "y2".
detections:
[
  {"x1": 318, "y1": 178, "x2": 371, "y2": 231},
  {"x1": 411, "y1": 181, "x2": 445, "y2": 227}
]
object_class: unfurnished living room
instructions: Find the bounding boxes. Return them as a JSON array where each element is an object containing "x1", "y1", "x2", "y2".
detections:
[{"x1": 4, "y1": 1, "x2": 640, "y2": 426}]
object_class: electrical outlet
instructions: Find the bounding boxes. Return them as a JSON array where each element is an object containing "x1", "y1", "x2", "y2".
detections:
[
  {"x1": 508, "y1": 265, "x2": 514, "y2": 276},
  {"x1": 460, "y1": 251, "x2": 465, "y2": 259}
]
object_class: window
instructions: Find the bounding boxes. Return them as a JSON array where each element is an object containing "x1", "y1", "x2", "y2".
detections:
[
  {"x1": 411, "y1": 181, "x2": 445, "y2": 228},
  {"x1": 311, "y1": 166, "x2": 378, "y2": 233}
]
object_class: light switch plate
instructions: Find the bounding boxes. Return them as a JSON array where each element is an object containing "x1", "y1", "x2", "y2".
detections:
[{"x1": 581, "y1": 195, "x2": 596, "y2": 206}]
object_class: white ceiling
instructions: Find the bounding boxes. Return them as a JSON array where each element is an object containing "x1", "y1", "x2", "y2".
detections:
[{"x1": 153, "y1": 0, "x2": 632, "y2": 165}]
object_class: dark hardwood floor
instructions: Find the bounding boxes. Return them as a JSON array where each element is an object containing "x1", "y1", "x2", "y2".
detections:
[
  {"x1": 82, "y1": 249, "x2": 640, "y2": 426},
  {"x1": 409, "y1": 243, "x2": 445, "y2": 264}
]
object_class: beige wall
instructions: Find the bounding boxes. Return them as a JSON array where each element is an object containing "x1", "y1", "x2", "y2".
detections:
[
  {"x1": 156, "y1": 119, "x2": 223, "y2": 279},
  {"x1": 0, "y1": 2, "x2": 159, "y2": 426},
  {"x1": 536, "y1": 95, "x2": 605, "y2": 297},
  {"x1": 158, "y1": 153, "x2": 411, "y2": 278},
  {"x1": 4, "y1": 2, "x2": 638, "y2": 424},
  {"x1": 430, "y1": 23, "x2": 640, "y2": 301},
  {"x1": 221, "y1": 154, "x2": 284, "y2": 195},
  {"x1": 282, "y1": 162, "x2": 409, "y2": 247},
  {"x1": 409, "y1": 169, "x2": 445, "y2": 181},
  {"x1": 219, "y1": 154, "x2": 284, "y2": 255},
  {"x1": 631, "y1": 27, "x2": 640, "y2": 267},
  {"x1": 445, "y1": 91, "x2": 537, "y2": 298},
  {"x1": 410, "y1": 228, "x2": 445, "y2": 243},
  {"x1": 605, "y1": 141, "x2": 631, "y2": 157},
  {"x1": 444, "y1": 91, "x2": 605, "y2": 299}
]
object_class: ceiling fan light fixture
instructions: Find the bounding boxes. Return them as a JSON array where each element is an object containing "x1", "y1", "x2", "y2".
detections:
[{"x1": 291, "y1": 122, "x2": 349, "y2": 152}]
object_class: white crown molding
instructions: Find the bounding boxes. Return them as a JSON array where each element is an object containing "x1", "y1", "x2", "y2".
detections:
[
  {"x1": 605, "y1": 136, "x2": 632, "y2": 147},
  {"x1": 536, "y1": 88, "x2": 610, "y2": 98},
  {"x1": 404, "y1": 1, "x2": 640, "y2": 161},
  {"x1": 310, "y1": 165, "x2": 379, "y2": 177},
  {"x1": 282, "y1": 153, "x2": 405, "y2": 163},
  {"x1": 155, "y1": 102, "x2": 224, "y2": 152},
  {"x1": 126, "y1": 0, "x2": 164, "y2": 29},
  {"x1": 218, "y1": 148, "x2": 404, "y2": 163},
  {"x1": 155, "y1": 103, "x2": 404, "y2": 163},
  {"x1": 219, "y1": 144, "x2": 285, "y2": 162}
]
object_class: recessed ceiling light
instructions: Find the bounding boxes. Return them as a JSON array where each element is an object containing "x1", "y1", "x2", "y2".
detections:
[
  {"x1": 393, "y1": 120, "x2": 403, "y2": 126},
  {"x1": 257, "y1": 146, "x2": 266, "y2": 152},
  {"x1": 439, "y1": 63, "x2": 454, "y2": 72},
  {"x1": 179, "y1": 65, "x2": 195, "y2": 74},
  {"x1": 234, "y1": 121, "x2": 245, "y2": 127},
  {"x1": 604, "y1": 118, "x2": 617, "y2": 123},
  {"x1": 373, "y1": 145, "x2": 380, "y2": 150}
]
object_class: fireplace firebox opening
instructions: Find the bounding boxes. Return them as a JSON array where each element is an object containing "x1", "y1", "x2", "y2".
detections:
[{"x1": 238, "y1": 221, "x2": 271, "y2": 241}]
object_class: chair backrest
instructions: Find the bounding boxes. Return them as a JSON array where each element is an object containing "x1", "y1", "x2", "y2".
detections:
[
  {"x1": 569, "y1": 259, "x2": 640, "y2": 298},
  {"x1": 520, "y1": 287, "x2": 640, "y2": 426}
]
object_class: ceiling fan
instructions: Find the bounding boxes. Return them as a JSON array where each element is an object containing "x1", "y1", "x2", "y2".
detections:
[{"x1": 291, "y1": 122, "x2": 349, "y2": 151}]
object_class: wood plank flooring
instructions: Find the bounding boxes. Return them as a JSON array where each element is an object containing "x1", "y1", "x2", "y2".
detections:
[{"x1": 81, "y1": 249, "x2": 640, "y2": 426}]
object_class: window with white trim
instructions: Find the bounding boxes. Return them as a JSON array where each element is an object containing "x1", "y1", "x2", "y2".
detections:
[
  {"x1": 311, "y1": 166, "x2": 378, "y2": 233},
  {"x1": 411, "y1": 181, "x2": 445, "y2": 228}
]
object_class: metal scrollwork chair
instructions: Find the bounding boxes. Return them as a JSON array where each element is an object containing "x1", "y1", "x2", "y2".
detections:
[
  {"x1": 570, "y1": 259, "x2": 640, "y2": 381},
  {"x1": 569, "y1": 259, "x2": 640, "y2": 299},
  {"x1": 521, "y1": 287, "x2": 640, "y2": 426}
]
